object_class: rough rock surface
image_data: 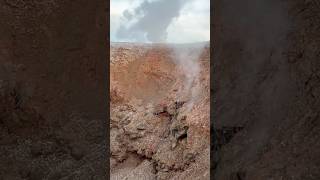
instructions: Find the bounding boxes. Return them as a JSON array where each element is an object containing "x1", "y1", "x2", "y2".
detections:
[
  {"x1": 0, "y1": 0, "x2": 108, "y2": 179},
  {"x1": 110, "y1": 43, "x2": 210, "y2": 180},
  {"x1": 213, "y1": 0, "x2": 320, "y2": 179}
]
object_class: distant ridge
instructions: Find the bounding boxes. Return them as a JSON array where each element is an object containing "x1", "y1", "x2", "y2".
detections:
[{"x1": 110, "y1": 41, "x2": 210, "y2": 48}]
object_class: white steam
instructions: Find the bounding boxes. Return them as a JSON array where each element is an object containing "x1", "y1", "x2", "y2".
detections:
[{"x1": 170, "y1": 43, "x2": 207, "y2": 111}]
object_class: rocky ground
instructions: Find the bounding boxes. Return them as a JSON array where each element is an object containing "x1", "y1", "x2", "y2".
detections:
[{"x1": 110, "y1": 43, "x2": 210, "y2": 180}]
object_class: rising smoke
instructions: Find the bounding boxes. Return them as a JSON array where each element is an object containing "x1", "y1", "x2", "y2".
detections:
[{"x1": 116, "y1": 0, "x2": 190, "y2": 43}]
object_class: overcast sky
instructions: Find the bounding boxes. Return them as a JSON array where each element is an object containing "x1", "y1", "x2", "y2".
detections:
[{"x1": 110, "y1": 0, "x2": 210, "y2": 43}]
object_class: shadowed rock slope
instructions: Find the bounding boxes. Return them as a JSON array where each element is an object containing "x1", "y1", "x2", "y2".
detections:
[
  {"x1": 0, "y1": 0, "x2": 108, "y2": 179},
  {"x1": 213, "y1": 0, "x2": 320, "y2": 179}
]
